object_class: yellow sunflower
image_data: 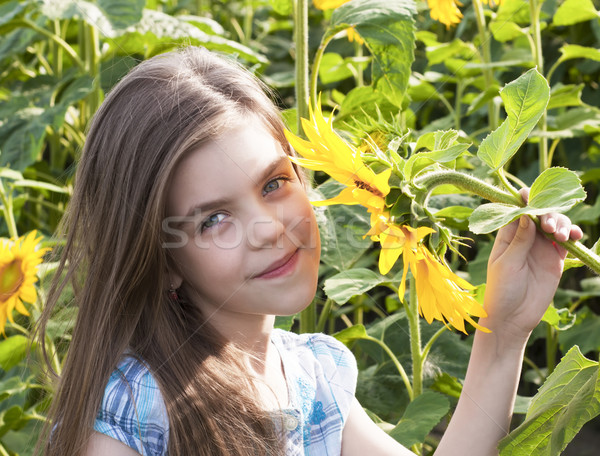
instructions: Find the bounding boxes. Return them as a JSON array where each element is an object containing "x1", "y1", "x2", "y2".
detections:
[
  {"x1": 375, "y1": 221, "x2": 487, "y2": 333},
  {"x1": 413, "y1": 247, "x2": 489, "y2": 333},
  {"x1": 427, "y1": 0, "x2": 463, "y2": 28},
  {"x1": 313, "y1": 0, "x2": 347, "y2": 8},
  {"x1": 285, "y1": 103, "x2": 391, "y2": 218},
  {"x1": 0, "y1": 231, "x2": 49, "y2": 334}
]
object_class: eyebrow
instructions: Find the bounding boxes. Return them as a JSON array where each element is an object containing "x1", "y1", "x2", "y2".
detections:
[{"x1": 183, "y1": 155, "x2": 291, "y2": 218}]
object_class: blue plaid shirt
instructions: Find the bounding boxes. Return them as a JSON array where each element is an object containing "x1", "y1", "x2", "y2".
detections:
[{"x1": 94, "y1": 329, "x2": 357, "y2": 455}]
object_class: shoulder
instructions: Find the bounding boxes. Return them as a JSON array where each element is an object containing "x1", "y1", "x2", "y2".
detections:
[
  {"x1": 272, "y1": 328, "x2": 357, "y2": 371},
  {"x1": 94, "y1": 355, "x2": 169, "y2": 456}
]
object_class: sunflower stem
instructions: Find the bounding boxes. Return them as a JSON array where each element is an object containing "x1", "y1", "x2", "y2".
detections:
[
  {"x1": 0, "y1": 178, "x2": 18, "y2": 238},
  {"x1": 293, "y1": 0, "x2": 310, "y2": 135},
  {"x1": 414, "y1": 170, "x2": 521, "y2": 206},
  {"x1": 529, "y1": 0, "x2": 549, "y2": 173},
  {"x1": 473, "y1": 0, "x2": 498, "y2": 131},
  {"x1": 406, "y1": 274, "x2": 423, "y2": 455},
  {"x1": 407, "y1": 274, "x2": 423, "y2": 400},
  {"x1": 365, "y1": 334, "x2": 413, "y2": 401}
]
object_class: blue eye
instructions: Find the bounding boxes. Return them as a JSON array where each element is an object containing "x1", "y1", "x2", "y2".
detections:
[
  {"x1": 263, "y1": 177, "x2": 290, "y2": 195},
  {"x1": 200, "y1": 213, "x2": 226, "y2": 232}
]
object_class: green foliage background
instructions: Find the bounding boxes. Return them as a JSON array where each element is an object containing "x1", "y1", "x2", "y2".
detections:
[{"x1": 1, "y1": 0, "x2": 600, "y2": 454}]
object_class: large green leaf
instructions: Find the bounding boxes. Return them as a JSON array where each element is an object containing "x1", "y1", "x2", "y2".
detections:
[
  {"x1": 389, "y1": 391, "x2": 450, "y2": 447},
  {"x1": 477, "y1": 69, "x2": 550, "y2": 171},
  {"x1": 469, "y1": 168, "x2": 585, "y2": 234},
  {"x1": 499, "y1": 346, "x2": 600, "y2": 456},
  {"x1": 528, "y1": 167, "x2": 586, "y2": 211},
  {"x1": 553, "y1": 0, "x2": 599, "y2": 26},
  {"x1": 330, "y1": 0, "x2": 416, "y2": 108},
  {"x1": 324, "y1": 268, "x2": 386, "y2": 305}
]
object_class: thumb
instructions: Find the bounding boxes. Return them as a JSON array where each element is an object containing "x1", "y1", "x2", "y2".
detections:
[{"x1": 500, "y1": 215, "x2": 536, "y2": 264}]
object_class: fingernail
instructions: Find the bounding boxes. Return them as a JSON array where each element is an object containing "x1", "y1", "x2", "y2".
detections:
[
  {"x1": 547, "y1": 217, "x2": 556, "y2": 230},
  {"x1": 520, "y1": 216, "x2": 529, "y2": 228}
]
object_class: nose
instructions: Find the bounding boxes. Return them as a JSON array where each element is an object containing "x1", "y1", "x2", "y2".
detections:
[{"x1": 246, "y1": 204, "x2": 286, "y2": 249}]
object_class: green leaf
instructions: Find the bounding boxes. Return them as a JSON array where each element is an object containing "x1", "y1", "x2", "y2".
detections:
[
  {"x1": 466, "y1": 85, "x2": 500, "y2": 115},
  {"x1": 566, "y1": 194, "x2": 600, "y2": 224},
  {"x1": 330, "y1": 0, "x2": 417, "y2": 107},
  {"x1": 558, "y1": 308, "x2": 600, "y2": 355},
  {"x1": 528, "y1": 168, "x2": 586, "y2": 212},
  {"x1": 477, "y1": 69, "x2": 550, "y2": 171},
  {"x1": 389, "y1": 391, "x2": 450, "y2": 447},
  {"x1": 547, "y1": 106, "x2": 600, "y2": 139},
  {"x1": 541, "y1": 305, "x2": 575, "y2": 331},
  {"x1": 489, "y1": 20, "x2": 526, "y2": 42},
  {"x1": 469, "y1": 203, "x2": 525, "y2": 235},
  {"x1": 312, "y1": 182, "x2": 372, "y2": 271},
  {"x1": 0, "y1": 336, "x2": 30, "y2": 371},
  {"x1": 494, "y1": 0, "x2": 531, "y2": 26},
  {"x1": 0, "y1": 2, "x2": 25, "y2": 27},
  {"x1": 547, "y1": 84, "x2": 584, "y2": 110},
  {"x1": 110, "y1": 10, "x2": 267, "y2": 64},
  {"x1": 269, "y1": 0, "x2": 293, "y2": 15},
  {"x1": 319, "y1": 53, "x2": 355, "y2": 85},
  {"x1": 431, "y1": 372, "x2": 462, "y2": 399},
  {"x1": 469, "y1": 168, "x2": 585, "y2": 234},
  {"x1": 499, "y1": 346, "x2": 600, "y2": 456},
  {"x1": 553, "y1": 0, "x2": 599, "y2": 26},
  {"x1": 334, "y1": 324, "x2": 368, "y2": 345},
  {"x1": 97, "y1": 0, "x2": 144, "y2": 29},
  {"x1": 324, "y1": 268, "x2": 386, "y2": 305},
  {"x1": 558, "y1": 44, "x2": 600, "y2": 64},
  {"x1": 274, "y1": 315, "x2": 295, "y2": 331}
]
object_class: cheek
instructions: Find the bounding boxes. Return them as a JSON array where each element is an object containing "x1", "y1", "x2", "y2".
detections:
[{"x1": 174, "y1": 240, "x2": 244, "y2": 284}]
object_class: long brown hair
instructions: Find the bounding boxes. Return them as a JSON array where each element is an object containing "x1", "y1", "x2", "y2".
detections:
[{"x1": 36, "y1": 47, "x2": 297, "y2": 455}]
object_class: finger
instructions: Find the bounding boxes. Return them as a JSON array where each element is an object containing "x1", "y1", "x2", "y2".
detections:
[
  {"x1": 489, "y1": 218, "x2": 520, "y2": 263},
  {"x1": 570, "y1": 224, "x2": 583, "y2": 241},
  {"x1": 518, "y1": 187, "x2": 530, "y2": 204},
  {"x1": 539, "y1": 212, "x2": 559, "y2": 236},
  {"x1": 501, "y1": 215, "x2": 537, "y2": 264},
  {"x1": 549, "y1": 214, "x2": 583, "y2": 243}
]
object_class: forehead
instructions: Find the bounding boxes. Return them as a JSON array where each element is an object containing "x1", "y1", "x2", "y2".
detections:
[{"x1": 166, "y1": 119, "x2": 288, "y2": 216}]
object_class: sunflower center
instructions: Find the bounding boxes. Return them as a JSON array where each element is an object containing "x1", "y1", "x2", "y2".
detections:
[
  {"x1": 354, "y1": 179, "x2": 384, "y2": 197},
  {"x1": 0, "y1": 259, "x2": 24, "y2": 302}
]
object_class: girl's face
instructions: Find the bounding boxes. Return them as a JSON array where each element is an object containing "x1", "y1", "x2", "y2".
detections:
[{"x1": 165, "y1": 118, "x2": 320, "y2": 335}]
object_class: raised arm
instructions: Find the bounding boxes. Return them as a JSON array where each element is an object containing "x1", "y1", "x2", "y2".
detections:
[
  {"x1": 342, "y1": 210, "x2": 582, "y2": 456},
  {"x1": 436, "y1": 211, "x2": 582, "y2": 455}
]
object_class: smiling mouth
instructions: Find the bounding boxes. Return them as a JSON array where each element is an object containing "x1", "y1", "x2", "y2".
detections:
[{"x1": 253, "y1": 249, "x2": 300, "y2": 279}]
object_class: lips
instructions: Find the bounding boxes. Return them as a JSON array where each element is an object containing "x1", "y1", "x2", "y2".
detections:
[{"x1": 253, "y1": 249, "x2": 300, "y2": 279}]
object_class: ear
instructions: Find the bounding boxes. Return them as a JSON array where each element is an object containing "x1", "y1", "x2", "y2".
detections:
[{"x1": 168, "y1": 270, "x2": 184, "y2": 289}]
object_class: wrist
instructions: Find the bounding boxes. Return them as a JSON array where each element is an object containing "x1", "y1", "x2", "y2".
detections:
[{"x1": 475, "y1": 318, "x2": 531, "y2": 355}]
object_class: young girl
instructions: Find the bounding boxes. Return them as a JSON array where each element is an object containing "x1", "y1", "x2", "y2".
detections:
[{"x1": 37, "y1": 46, "x2": 582, "y2": 456}]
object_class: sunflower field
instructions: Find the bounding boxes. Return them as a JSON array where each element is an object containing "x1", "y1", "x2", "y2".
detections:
[{"x1": 1, "y1": 0, "x2": 600, "y2": 454}]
